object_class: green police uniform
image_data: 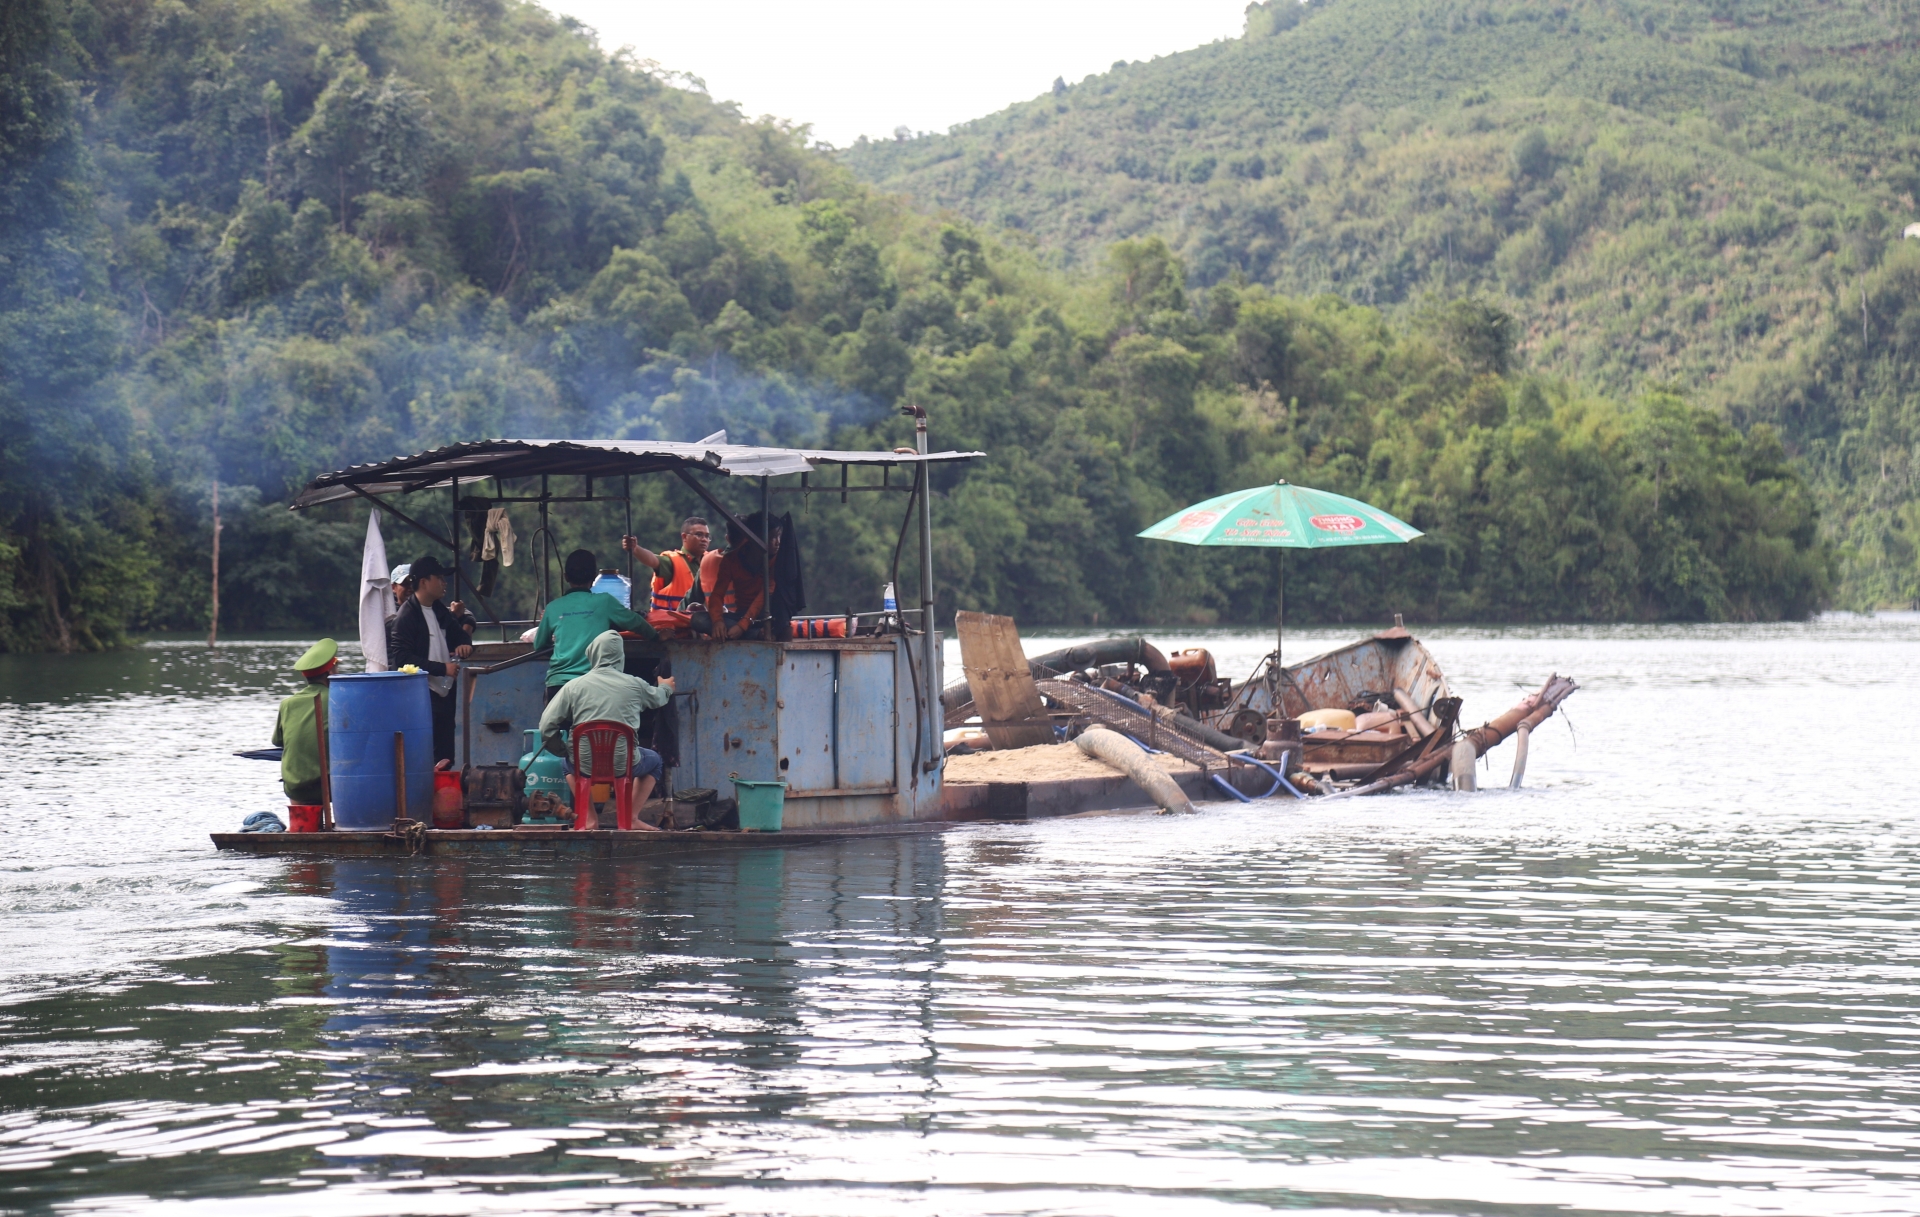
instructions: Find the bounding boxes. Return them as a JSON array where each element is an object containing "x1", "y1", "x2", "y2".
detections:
[{"x1": 274, "y1": 639, "x2": 336, "y2": 805}]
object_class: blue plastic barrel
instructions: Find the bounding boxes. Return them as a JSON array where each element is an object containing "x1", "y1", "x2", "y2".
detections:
[{"x1": 328, "y1": 671, "x2": 435, "y2": 829}]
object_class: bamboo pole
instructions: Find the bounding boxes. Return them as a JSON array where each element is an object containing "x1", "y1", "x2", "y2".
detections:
[
  {"x1": 316, "y1": 691, "x2": 334, "y2": 830},
  {"x1": 208, "y1": 479, "x2": 221, "y2": 649},
  {"x1": 393, "y1": 731, "x2": 408, "y2": 823}
]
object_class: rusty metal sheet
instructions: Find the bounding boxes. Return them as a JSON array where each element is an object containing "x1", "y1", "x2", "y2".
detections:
[
  {"x1": 1214, "y1": 634, "x2": 1453, "y2": 725},
  {"x1": 1299, "y1": 733, "x2": 1407, "y2": 767},
  {"x1": 667, "y1": 641, "x2": 777, "y2": 791},
  {"x1": 462, "y1": 657, "x2": 548, "y2": 769},
  {"x1": 778, "y1": 651, "x2": 836, "y2": 791},
  {"x1": 837, "y1": 648, "x2": 897, "y2": 791},
  {"x1": 617, "y1": 636, "x2": 947, "y2": 825}
]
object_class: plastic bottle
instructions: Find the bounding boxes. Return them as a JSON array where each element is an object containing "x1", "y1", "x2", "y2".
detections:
[{"x1": 882, "y1": 581, "x2": 898, "y2": 630}]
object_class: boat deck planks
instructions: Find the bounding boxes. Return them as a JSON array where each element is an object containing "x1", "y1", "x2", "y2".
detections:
[
  {"x1": 212, "y1": 823, "x2": 954, "y2": 857},
  {"x1": 212, "y1": 761, "x2": 1279, "y2": 856}
]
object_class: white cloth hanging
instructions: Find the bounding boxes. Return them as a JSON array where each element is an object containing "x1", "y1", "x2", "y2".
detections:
[
  {"x1": 358, "y1": 511, "x2": 392, "y2": 672},
  {"x1": 482, "y1": 506, "x2": 516, "y2": 566},
  {"x1": 422, "y1": 604, "x2": 452, "y2": 696}
]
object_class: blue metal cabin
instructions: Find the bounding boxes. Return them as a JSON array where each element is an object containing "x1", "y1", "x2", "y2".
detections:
[
  {"x1": 290, "y1": 435, "x2": 982, "y2": 828},
  {"x1": 458, "y1": 635, "x2": 936, "y2": 826}
]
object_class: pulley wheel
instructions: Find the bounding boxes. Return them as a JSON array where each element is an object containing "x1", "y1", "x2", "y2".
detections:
[{"x1": 1228, "y1": 708, "x2": 1268, "y2": 746}]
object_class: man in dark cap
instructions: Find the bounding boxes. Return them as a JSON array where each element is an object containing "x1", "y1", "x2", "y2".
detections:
[
  {"x1": 532, "y1": 549, "x2": 658, "y2": 703},
  {"x1": 274, "y1": 638, "x2": 337, "y2": 807},
  {"x1": 387, "y1": 554, "x2": 474, "y2": 766}
]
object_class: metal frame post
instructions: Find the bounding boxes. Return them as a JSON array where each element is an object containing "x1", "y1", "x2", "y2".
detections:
[
  {"x1": 914, "y1": 411, "x2": 939, "y2": 774},
  {"x1": 451, "y1": 476, "x2": 463, "y2": 608},
  {"x1": 760, "y1": 476, "x2": 772, "y2": 637}
]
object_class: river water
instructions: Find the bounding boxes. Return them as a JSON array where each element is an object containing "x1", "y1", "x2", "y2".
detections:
[{"x1": 2, "y1": 618, "x2": 1919, "y2": 1216}]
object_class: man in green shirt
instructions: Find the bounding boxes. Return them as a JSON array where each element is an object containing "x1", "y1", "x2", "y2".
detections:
[
  {"x1": 533, "y1": 549, "x2": 658, "y2": 701},
  {"x1": 273, "y1": 638, "x2": 338, "y2": 805}
]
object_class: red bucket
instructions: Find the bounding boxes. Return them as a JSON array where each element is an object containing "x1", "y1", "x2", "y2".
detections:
[
  {"x1": 287, "y1": 804, "x2": 324, "y2": 833},
  {"x1": 431, "y1": 770, "x2": 465, "y2": 829}
]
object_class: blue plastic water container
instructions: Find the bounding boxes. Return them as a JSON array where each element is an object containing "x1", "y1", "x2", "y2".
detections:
[
  {"x1": 591, "y1": 569, "x2": 632, "y2": 608},
  {"x1": 328, "y1": 671, "x2": 435, "y2": 829}
]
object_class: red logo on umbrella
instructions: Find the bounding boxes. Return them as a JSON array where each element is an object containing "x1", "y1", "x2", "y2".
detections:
[
  {"x1": 1309, "y1": 514, "x2": 1366, "y2": 533},
  {"x1": 1177, "y1": 510, "x2": 1220, "y2": 531}
]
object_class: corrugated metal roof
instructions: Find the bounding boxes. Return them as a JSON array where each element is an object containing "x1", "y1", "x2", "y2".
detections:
[{"x1": 290, "y1": 437, "x2": 984, "y2": 508}]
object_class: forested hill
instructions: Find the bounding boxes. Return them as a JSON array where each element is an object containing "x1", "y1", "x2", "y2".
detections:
[
  {"x1": 0, "y1": 0, "x2": 1830, "y2": 651},
  {"x1": 844, "y1": 0, "x2": 1920, "y2": 605}
]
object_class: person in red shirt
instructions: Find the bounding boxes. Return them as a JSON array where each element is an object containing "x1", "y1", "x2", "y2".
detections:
[{"x1": 704, "y1": 518, "x2": 780, "y2": 640}]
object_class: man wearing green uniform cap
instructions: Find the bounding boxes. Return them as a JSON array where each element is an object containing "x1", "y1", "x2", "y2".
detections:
[{"x1": 274, "y1": 639, "x2": 338, "y2": 806}]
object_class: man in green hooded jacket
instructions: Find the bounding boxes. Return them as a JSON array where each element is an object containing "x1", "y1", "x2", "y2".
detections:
[{"x1": 539, "y1": 630, "x2": 674, "y2": 825}]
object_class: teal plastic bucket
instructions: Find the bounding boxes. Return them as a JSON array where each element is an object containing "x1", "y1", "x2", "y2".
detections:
[{"x1": 730, "y1": 776, "x2": 787, "y2": 831}]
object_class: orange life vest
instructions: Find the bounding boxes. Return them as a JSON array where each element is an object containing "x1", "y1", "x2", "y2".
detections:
[
  {"x1": 701, "y1": 549, "x2": 733, "y2": 613},
  {"x1": 651, "y1": 550, "x2": 700, "y2": 612}
]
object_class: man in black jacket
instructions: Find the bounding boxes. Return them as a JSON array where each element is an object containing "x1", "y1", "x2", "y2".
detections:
[{"x1": 387, "y1": 554, "x2": 475, "y2": 766}]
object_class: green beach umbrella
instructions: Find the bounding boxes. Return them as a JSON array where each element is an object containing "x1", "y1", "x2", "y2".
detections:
[{"x1": 1137, "y1": 480, "x2": 1422, "y2": 668}]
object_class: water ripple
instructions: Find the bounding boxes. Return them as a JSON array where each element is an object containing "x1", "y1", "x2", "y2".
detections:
[{"x1": 1, "y1": 622, "x2": 1918, "y2": 1214}]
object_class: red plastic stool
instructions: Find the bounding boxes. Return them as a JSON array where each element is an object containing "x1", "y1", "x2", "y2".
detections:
[{"x1": 568, "y1": 720, "x2": 640, "y2": 831}]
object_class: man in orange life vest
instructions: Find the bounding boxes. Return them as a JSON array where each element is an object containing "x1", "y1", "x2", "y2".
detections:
[{"x1": 621, "y1": 516, "x2": 711, "y2": 614}]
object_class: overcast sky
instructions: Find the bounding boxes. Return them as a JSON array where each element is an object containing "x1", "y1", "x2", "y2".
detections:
[{"x1": 540, "y1": 0, "x2": 1250, "y2": 148}]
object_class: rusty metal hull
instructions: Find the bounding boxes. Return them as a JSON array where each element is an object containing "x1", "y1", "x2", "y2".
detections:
[
  {"x1": 665, "y1": 636, "x2": 944, "y2": 827},
  {"x1": 1209, "y1": 629, "x2": 1452, "y2": 726},
  {"x1": 458, "y1": 635, "x2": 945, "y2": 830}
]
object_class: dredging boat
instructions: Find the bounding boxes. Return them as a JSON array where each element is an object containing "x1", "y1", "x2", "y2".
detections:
[
  {"x1": 939, "y1": 616, "x2": 1576, "y2": 806},
  {"x1": 215, "y1": 435, "x2": 1575, "y2": 859},
  {"x1": 218, "y1": 432, "x2": 978, "y2": 857}
]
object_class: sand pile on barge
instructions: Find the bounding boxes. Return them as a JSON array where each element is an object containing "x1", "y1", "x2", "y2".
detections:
[{"x1": 945, "y1": 743, "x2": 1196, "y2": 784}]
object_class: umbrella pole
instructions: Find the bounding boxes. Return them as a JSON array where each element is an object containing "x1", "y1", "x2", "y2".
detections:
[{"x1": 1276, "y1": 550, "x2": 1285, "y2": 671}]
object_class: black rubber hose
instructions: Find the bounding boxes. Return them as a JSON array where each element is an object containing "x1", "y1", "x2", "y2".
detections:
[
  {"x1": 1028, "y1": 636, "x2": 1171, "y2": 677},
  {"x1": 1168, "y1": 710, "x2": 1253, "y2": 753},
  {"x1": 940, "y1": 635, "x2": 1171, "y2": 713}
]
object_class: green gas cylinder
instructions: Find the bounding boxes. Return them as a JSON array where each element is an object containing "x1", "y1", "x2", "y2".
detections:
[{"x1": 518, "y1": 729, "x2": 572, "y2": 822}]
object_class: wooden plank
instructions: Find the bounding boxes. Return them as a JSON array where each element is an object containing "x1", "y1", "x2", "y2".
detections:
[
  {"x1": 209, "y1": 823, "x2": 953, "y2": 856},
  {"x1": 955, "y1": 611, "x2": 1057, "y2": 749},
  {"x1": 1033, "y1": 680, "x2": 1226, "y2": 770}
]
